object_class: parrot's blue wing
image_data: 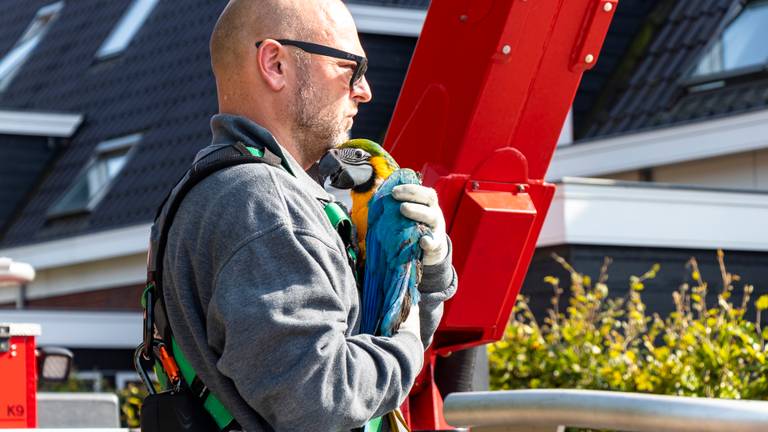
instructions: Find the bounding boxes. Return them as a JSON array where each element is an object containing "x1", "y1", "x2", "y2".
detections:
[
  {"x1": 361, "y1": 169, "x2": 425, "y2": 337},
  {"x1": 360, "y1": 215, "x2": 384, "y2": 334}
]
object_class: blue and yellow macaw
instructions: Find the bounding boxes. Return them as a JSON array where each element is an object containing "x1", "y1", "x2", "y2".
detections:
[{"x1": 319, "y1": 139, "x2": 426, "y2": 336}]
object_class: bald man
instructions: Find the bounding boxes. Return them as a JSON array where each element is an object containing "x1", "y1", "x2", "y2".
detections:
[{"x1": 160, "y1": 1, "x2": 457, "y2": 431}]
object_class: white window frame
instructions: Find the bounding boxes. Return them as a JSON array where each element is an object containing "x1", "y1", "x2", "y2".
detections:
[
  {"x1": 0, "y1": 1, "x2": 64, "y2": 92},
  {"x1": 95, "y1": 0, "x2": 159, "y2": 59},
  {"x1": 48, "y1": 133, "x2": 142, "y2": 217},
  {"x1": 0, "y1": 110, "x2": 82, "y2": 137}
]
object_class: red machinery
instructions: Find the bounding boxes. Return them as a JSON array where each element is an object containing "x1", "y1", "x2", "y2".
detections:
[
  {"x1": 0, "y1": 324, "x2": 40, "y2": 429},
  {"x1": 383, "y1": 0, "x2": 618, "y2": 429}
]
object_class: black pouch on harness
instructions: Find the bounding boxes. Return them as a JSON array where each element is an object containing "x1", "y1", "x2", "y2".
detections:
[{"x1": 141, "y1": 389, "x2": 219, "y2": 432}]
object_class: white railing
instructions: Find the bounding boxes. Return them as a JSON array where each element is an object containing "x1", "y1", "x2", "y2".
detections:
[{"x1": 444, "y1": 389, "x2": 768, "y2": 432}]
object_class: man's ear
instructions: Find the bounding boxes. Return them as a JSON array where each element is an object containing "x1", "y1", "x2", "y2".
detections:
[{"x1": 256, "y1": 39, "x2": 286, "y2": 91}]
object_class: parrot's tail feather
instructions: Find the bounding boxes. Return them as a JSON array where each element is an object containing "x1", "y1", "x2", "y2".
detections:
[
  {"x1": 393, "y1": 290, "x2": 411, "y2": 334},
  {"x1": 411, "y1": 267, "x2": 421, "y2": 308},
  {"x1": 415, "y1": 260, "x2": 423, "y2": 289},
  {"x1": 380, "y1": 260, "x2": 413, "y2": 336}
]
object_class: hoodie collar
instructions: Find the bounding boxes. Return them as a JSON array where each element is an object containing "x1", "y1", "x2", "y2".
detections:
[{"x1": 207, "y1": 114, "x2": 333, "y2": 202}]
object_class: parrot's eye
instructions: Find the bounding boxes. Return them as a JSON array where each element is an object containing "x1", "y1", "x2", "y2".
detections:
[{"x1": 338, "y1": 147, "x2": 371, "y2": 163}]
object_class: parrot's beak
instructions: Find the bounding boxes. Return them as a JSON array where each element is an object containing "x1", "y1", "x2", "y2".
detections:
[{"x1": 318, "y1": 149, "x2": 374, "y2": 189}]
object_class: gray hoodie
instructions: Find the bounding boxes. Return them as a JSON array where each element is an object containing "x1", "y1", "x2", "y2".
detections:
[{"x1": 163, "y1": 114, "x2": 458, "y2": 431}]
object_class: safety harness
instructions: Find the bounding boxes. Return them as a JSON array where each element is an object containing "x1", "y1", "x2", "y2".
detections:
[{"x1": 135, "y1": 141, "x2": 363, "y2": 431}]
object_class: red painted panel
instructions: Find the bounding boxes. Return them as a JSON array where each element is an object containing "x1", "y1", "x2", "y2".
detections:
[
  {"x1": 0, "y1": 335, "x2": 37, "y2": 428},
  {"x1": 442, "y1": 186, "x2": 536, "y2": 333}
]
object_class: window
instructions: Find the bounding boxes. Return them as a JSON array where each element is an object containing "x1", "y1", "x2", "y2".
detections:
[
  {"x1": 691, "y1": 0, "x2": 768, "y2": 78},
  {"x1": 96, "y1": 0, "x2": 159, "y2": 59},
  {"x1": 0, "y1": 2, "x2": 64, "y2": 92},
  {"x1": 49, "y1": 133, "x2": 141, "y2": 216}
]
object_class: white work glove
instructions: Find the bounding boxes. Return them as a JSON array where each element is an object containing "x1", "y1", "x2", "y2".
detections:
[
  {"x1": 392, "y1": 184, "x2": 449, "y2": 266},
  {"x1": 397, "y1": 302, "x2": 421, "y2": 342}
]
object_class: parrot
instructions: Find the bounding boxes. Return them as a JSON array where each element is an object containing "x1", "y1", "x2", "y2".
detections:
[{"x1": 318, "y1": 139, "x2": 428, "y2": 337}]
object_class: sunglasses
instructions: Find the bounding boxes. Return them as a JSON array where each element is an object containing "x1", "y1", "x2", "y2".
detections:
[{"x1": 255, "y1": 39, "x2": 368, "y2": 90}]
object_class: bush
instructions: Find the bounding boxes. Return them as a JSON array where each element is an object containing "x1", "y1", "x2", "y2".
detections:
[
  {"x1": 488, "y1": 251, "x2": 768, "y2": 399},
  {"x1": 118, "y1": 382, "x2": 146, "y2": 428}
]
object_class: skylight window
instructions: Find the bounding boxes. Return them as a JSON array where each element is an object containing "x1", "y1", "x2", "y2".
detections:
[
  {"x1": 49, "y1": 133, "x2": 141, "y2": 216},
  {"x1": 96, "y1": 0, "x2": 159, "y2": 59},
  {"x1": 691, "y1": 0, "x2": 768, "y2": 78},
  {"x1": 0, "y1": 1, "x2": 64, "y2": 92}
]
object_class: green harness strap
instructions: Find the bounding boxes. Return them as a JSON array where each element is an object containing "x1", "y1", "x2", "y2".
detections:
[
  {"x1": 161, "y1": 144, "x2": 378, "y2": 431},
  {"x1": 172, "y1": 338, "x2": 235, "y2": 429},
  {"x1": 244, "y1": 145, "x2": 294, "y2": 175},
  {"x1": 367, "y1": 416, "x2": 384, "y2": 432},
  {"x1": 324, "y1": 201, "x2": 359, "y2": 271}
]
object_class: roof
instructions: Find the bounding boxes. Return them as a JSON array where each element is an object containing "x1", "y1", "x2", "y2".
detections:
[
  {"x1": 0, "y1": 0, "x2": 417, "y2": 247},
  {"x1": 572, "y1": 0, "x2": 661, "y2": 137},
  {"x1": 581, "y1": 0, "x2": 768, "y2": 139}
]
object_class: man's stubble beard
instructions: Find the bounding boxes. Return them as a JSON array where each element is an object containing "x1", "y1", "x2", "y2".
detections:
[{"x1": 290, "y1": 67, "x2": 351, "y2": 164}]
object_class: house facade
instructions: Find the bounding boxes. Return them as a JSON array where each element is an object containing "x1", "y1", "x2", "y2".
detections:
[{"x1": 0, "y1": 0, "x2": 766, "y2": 385}]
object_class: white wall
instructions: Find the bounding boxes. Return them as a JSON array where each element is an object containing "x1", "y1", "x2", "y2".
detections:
[
  {"x1": 603, "y1": 149, "x2": 768, "y2": 191},
  {"x1": 0, "y1": 253, "x2": 145, "y2": 304},
  {"x1": 0, "y1": 309, "x2": 141, "y2": 348},
  {"x1": 603, "y1": 170, "x2": 642, "y2": 182},
  {"x1": 653, "y1": 150, "x2": 766, "y2": 189},
  {"x1": 758, "y1": 149, "x2": 768, "y2": 189},
  {"x1": 538, "y1": 179, "x2": 768, "y2": 251},
  {"x1": 548, "y1": 108, "x2": 768, "y2": 181}
]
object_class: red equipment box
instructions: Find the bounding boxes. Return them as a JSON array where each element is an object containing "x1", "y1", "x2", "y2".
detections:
[{"x1": 0, "y1": 323, "x2": 40, "y2": 429}]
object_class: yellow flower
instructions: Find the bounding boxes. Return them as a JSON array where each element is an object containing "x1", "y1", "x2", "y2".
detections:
[{"x1": 756, "y1": 295, "x2": 768, "y2": 311}]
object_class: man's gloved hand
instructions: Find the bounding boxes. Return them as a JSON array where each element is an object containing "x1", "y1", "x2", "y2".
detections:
[
  {"x1": 392, "y1": 184, "x2": 448, "y2": 266},
  {"x1": 397, "y1": 302, "x2": 421, "y2": 341}
]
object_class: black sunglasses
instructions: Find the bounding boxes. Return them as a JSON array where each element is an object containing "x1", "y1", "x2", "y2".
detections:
[{"x1": 255, "y1": 39, "x2": 368, "y2": 90}]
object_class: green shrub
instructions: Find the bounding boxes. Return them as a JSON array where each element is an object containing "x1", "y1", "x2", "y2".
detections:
[
  {"x1": 117, "y1": 382, "x2": 146, "y2": 428},
  {"x1": 488, "y1": 251, "x2": 768, "y2": 399}
]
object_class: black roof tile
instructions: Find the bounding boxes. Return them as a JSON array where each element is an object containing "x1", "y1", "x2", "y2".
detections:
[
  {"x1": 0, "y1": 136, "x2": 54, "y2": 235},
  {"x1": 667, "y1": 0, "x2": 689, "y2": 22},
  {"x1": 0, "y1": 0, "x2": 418, "y2": 247},
  {"x1": 648, "y1": 21, "x2": 674, "y2": 54},
  {"x1": 659, "y1": 48, "x2": 688, "y2": 80}
]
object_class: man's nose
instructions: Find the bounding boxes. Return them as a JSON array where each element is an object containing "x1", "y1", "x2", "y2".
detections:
[{"x1": 351, "y1": 76, "x2": 372, "y2": 103}]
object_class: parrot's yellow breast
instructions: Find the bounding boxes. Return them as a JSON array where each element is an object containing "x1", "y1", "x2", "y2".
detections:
[
  {"x1": 351, "y1": 189, "x2": 373, "y2": 256},
  {"x1": 350, "y1": 156, "x2": 396, "y2": 257}
]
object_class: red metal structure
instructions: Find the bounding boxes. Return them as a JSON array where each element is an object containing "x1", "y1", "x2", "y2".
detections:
[
  {"x1": 383, "y1": 0, "x2": 618, "y2": 429},
  {"x1": 0, "y1": 324, "x2": 40, "y2": 429}
]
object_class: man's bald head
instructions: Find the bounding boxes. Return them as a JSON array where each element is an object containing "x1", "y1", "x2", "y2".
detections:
[
  {"x1": 209, "y1": 0, "x2": 371, "y2": 168},
  {"x1": 211, "y1": 0, "x2": 315, "y2": 76}
]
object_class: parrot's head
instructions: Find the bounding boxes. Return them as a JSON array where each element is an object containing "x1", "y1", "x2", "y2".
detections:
[{"x1": 318, "y1": 139, "x2": 399, "y2": 193}]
